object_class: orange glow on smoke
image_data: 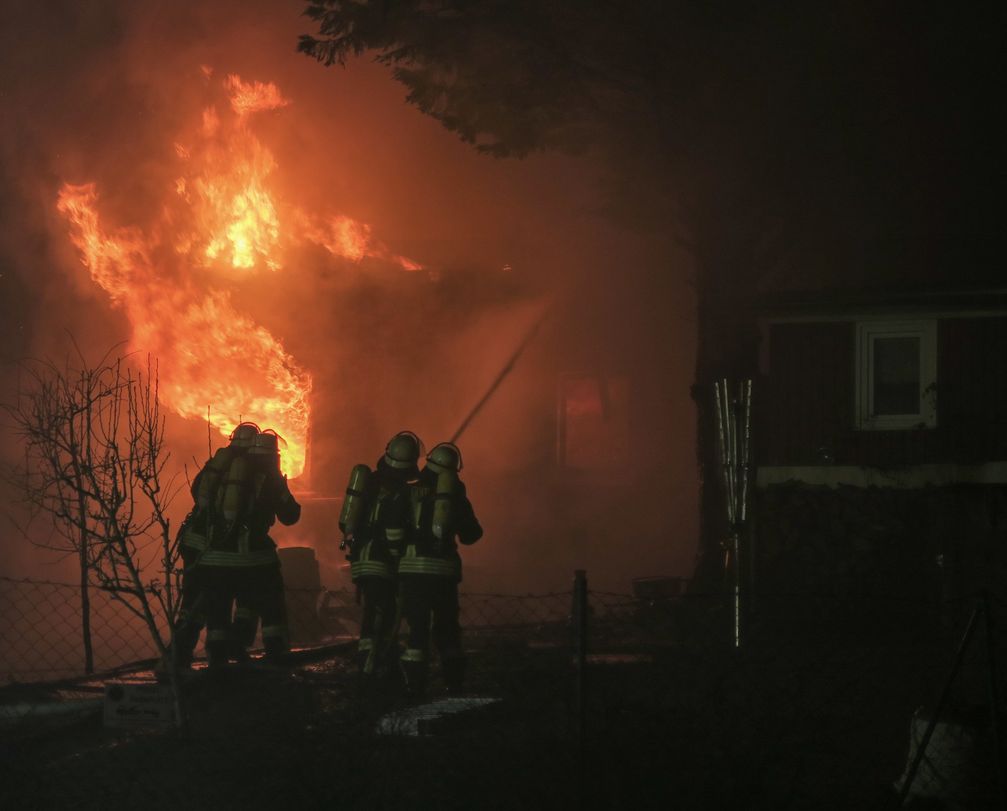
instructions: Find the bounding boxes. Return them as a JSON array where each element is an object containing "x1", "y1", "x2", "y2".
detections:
[
  {"x1": 56, "y1": 71, "x2": 424, "y2": 477},
  {"x1": 57, "y1": 183, "x2": 311, "y2": 478}
]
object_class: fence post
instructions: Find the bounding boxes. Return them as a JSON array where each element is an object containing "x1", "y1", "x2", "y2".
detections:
[
  {"x1": 898, "y1": 601, "x2": 982, "y2": 804},
  {"x1": 982, "y1": 592, "x2": 1005, "y2": 804},
  {"x1": 573, "y1": 568, "x2": 588, "y2": 721},
  {"x1": 572, "y1": 569, "x2": 588, "y2": 805}
]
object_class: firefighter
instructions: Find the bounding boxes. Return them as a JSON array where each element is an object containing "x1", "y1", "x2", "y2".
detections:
[
  {"x1": 168, "y1": 422, "x2": 260, "y2": 670},
  {"x1": 341, "y1": 431, "x2": 421, "y2": 679},
  {"x1": 196, "y1": 426, "x2": 301, "y2": 668},
  {"x1": 398, "y1": 442, "x2": 482, "y2": 696}
]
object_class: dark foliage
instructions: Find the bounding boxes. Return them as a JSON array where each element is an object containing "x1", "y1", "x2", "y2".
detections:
[
  {"x1": 298, "y1": 0, "x2": 1005, "y2": 576},
  {"x1": 299, "y1": 1, "x2": 1003, "y2": 282}
]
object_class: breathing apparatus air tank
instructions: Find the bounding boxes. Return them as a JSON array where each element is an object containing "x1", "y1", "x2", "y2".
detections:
[
  {"x1": 219, "y1": 453, "x2": 249, "y2": 523},
  {"x1": 431, "y1": 470, "x2": 457, "y2": 541},
  {"x1": 339, "y1": 464, "x2": 372, "y2": 538},
  {"x1": 214, "y1": 422, "x2": 260, "y2": 521},
  {"x1": 196, "y1": 448, "x2": 231, "y2": 509},
  {"x1": 425, "y1": 442, "x2": 463, "y2": 541}
]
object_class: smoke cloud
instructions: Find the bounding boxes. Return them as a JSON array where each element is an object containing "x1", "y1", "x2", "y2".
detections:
[{"x1": 0, "y1": 0, "x2": 697, "y2": 593}]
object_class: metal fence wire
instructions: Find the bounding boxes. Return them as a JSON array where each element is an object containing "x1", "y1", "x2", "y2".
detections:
[
  {"x1": 4, "y1": 576, "x2": 1007, "y2": 680},
  {"x1": 0, "y1": 577, "x2": 677, "y2": 687},
  {"x1": 0, "y1": 579, "x2": 572, "y2": 685},
  {"x1": 0, "y1": 576, "x2": 357, "y2": 687},
  {"x1": 2, "y1": 575, "x2": 1006, "y2": 810},
  {"x1": 0, "y1": 576, "x2": 160, "y2": 684},
  {"x1": 0, "y1": 576, "x2": 693, "y2": 689}
]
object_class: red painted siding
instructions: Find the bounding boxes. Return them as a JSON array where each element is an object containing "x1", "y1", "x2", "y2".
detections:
[{"x1": 760, "y1": 317, "x2": 1007, "y2": 466}]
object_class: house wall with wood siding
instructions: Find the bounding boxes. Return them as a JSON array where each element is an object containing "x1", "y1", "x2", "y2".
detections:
[{"x1": 759, "y1": 317, "x2": 1007, "y2": 468}]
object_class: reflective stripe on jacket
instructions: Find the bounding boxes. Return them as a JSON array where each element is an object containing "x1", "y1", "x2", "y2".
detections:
[
  {"x1": 350, "y1": 540, "x2": 395, "y2": 580},
  {"x1": 401, "y1": 470, "x2": 481, "y2": 581},
  {"x1": 396, "y1": 543, "x2": 461, "y2": 580},
  {"x1": 196, "y1": 549, "x2": 279, "y2": 567},
  {"x1": 347, "y1": 465, "x2": 412, "y2": 580}
]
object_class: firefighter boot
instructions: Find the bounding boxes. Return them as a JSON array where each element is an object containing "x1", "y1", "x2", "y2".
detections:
[
  {"x1": 442, "y1": 655, "x2": 466, "y2": 695},
  {"x1": 356, "y1": 638, "x2": 377, "y2": 678},
  {"x1": 231, "y1": 606, "x2": 258, "y2": 663},
  {"x1": 400, "y1": 649, "x2": 428, "y2": 698},
  {"x1": 230, "y1": 643, "x2": 251, "y2": 666},
  {"x1": 155, "y1": 624, "x2": 198, "y2": 682},
  {"x1": 206, "y1": 638, "x2": 230, "y2": 670},
  {"x1": 263, "y1": 633, "x2": 290, "y2": 665},
  {"x1": 379, "y1": 643, "x2": 406, "y2": 687},
  {"x1": 171, "y1": 621, "x2": 200, "y2": 669}
]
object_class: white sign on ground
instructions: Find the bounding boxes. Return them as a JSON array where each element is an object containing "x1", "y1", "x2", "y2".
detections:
[
  {"x1": 103, "y1": 681, "x2": 176, "y2": 729},
  {"x1": 376, "y1": 697, "x2": 502, "y2": 737}
]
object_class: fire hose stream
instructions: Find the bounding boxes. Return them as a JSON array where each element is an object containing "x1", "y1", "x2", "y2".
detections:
[{"x1": 449, "y1": 303, "x2": 554, "y2": 445}]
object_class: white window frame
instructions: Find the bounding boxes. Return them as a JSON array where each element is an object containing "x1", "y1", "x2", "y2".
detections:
[{"x1": 855, "y1": 319, "x2": 937, "y2": 430}]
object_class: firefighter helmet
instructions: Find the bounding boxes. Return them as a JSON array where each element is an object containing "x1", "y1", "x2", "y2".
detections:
[
  {"x1": 383, "y1": 431, "x2": 422, "y2": 470},
  {"x1": 229, "y1": 422, "x2": 260, "y2": 448},
  {"x1": 249, "y1": 430, "x2": 280, "y2": 455},
  {"x1": 425, "y1": 442, "x2": 462, "y2": 474}
]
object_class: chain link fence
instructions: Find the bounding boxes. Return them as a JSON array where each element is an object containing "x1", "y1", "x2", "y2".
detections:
[
  {"x1": 0, "y1": 577, "x2": 681, "y2": 687},
  {"x1": 0, "y1": 577, "x2": 165, "y2": 684},
  {"x1": 0, "y1": 576, "x2": 360, "y2": 687},
  {"x1": 3, "y1": 574, "x2": 1005, "y2": 679},
  {"x1": 2, "y1": 573, "x2": 1005, "y2": 809},
  {"x1": 0, "y1": 577, "x2": 676, "y2": 687}
]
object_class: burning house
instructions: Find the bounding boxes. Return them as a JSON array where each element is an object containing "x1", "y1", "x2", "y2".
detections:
[
  {"x1": 54, "y1": 70, "x2": 429, "y2": 483},
  {"x1": 2, "y1": 3, "x2": 1005, "y2": 809},
  {"x1": 42, "y1": 65, "x2": 698, "y2": 598}
]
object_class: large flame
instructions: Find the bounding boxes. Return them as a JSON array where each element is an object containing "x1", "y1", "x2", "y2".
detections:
[
  {"x1": 57, "y1": 183, "x2": 311, "y2": 477},
  {"x1": 56, "y1": 71, "x2": 423, "y2": 477}
]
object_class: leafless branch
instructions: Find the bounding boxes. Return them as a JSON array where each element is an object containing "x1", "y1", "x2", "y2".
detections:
[{"x1": 3, "y1": 347, "x2": 184, "y2": 668}]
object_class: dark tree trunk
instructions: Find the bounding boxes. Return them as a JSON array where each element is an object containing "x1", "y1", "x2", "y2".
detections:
[{"x1": 79, "y1": 539, "x2": 93, "y2": 675}]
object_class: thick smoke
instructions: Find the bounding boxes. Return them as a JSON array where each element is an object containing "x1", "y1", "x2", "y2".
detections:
[{"x1": 0, "y1": 0, "x2": 697, "y2": 593}]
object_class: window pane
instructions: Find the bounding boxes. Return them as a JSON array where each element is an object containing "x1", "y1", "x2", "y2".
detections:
[
  {"x1": 873, "y1": 336, "x2": 920, "y2": 415},
  {"x1": 560, "y1": 375, "x2": 630, "y2": 470}
]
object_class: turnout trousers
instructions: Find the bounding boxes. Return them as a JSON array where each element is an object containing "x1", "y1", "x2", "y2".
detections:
[
  {"x1": 171, "y1": 545, "x2": 206, "y2": 667},
  {"x1": 355, "y1": 576, "x2": 400, "y2": 677},
  {"x1": 200, "y1": 563, "x2": 288, "y2": 665},
  {"x1": 398, "y1": 574, "x2": 465, "y2": 695}
]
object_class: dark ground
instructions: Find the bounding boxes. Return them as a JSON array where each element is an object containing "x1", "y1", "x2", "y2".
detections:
[{"x1": 0, "y1": 602, "x2": 1000, "y2": 810}]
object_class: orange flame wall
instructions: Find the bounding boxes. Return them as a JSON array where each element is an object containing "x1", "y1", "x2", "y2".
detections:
[
  {"x1": 57, "y1": 182, "x2": 312, "y2": 477},
  {"x1": 56, "y1": 70, "x2": 423, "y2": 478}
]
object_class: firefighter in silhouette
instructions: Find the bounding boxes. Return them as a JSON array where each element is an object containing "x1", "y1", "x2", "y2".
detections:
[
  {"x1": 341, "y1": 431, "x2": 421, "y2": 679},
  {"x1": 398, "y1": 442, "x2": 482, "y2": 696},
  {"x1": 168, "y1": 422, "x2": 261, "y2": 670},
  {"x1": 195, "y1": 424, "x2": 301, "y2": 668}
]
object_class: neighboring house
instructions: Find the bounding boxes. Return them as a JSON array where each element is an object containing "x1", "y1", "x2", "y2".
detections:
[{"x1": 751, "y1": 289, "x2": 1007, "y2": 607}]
